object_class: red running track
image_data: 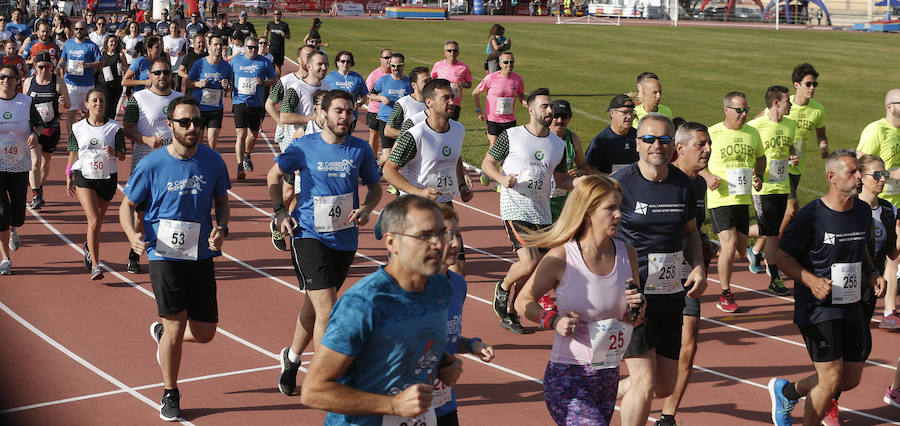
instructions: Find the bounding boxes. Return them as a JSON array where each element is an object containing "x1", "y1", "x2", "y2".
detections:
[{"x1": 1, "y1": 58, "x2": 898, "y2": 425}]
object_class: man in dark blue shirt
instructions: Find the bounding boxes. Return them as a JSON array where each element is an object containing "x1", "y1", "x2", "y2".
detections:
[{"x1": 586, "y1": 94, "x2": 638, "y2": 174}]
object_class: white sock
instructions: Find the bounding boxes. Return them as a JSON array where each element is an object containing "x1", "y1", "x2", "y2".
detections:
[{"x1": 288, "y1": 350, "x2": 301, "y2": 363}]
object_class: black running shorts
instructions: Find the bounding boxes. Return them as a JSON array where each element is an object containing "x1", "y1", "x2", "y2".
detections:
[
  {"x1": 486, "y1": 120, "x2": 516, "y2": 136},
  {"x1": 752, "y1": 194, "x2": 788, "y2": 236},
  {"x1": 150, "y1": 258, "x2": 218, "y2": 322},
  {"x1": 625, "y1": 293, "x2": 686, "y2": 360},
  {"x1": 74, "y1": 170, "x2": 118, "y2": 202},
  {"x1": 290, "y1": 238, "x2": 356, "y2": 291},
  {"x1": 200, "y1": 109, "x2": 224, "y2": 129},
  {"x1": 709, "y1": 205, "x2": 750, "y2": 235},
  {"x1": 366, "y1": 111, "x2": 380, "y2": 130},
  {"x1": 798, "y1": 318, "x2": 870, "y2": 363},
  {"x1": 38, "y1": 126, "x2": 60, "y2": 153},
  {"x1": 233, "y1": 104, "x2": 264, "y2": 131},
  {"x1": 504, "y1": 220, "x2": 547, "y2": 253}
]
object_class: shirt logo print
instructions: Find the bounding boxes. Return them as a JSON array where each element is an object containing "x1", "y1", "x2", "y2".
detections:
[
  {"x1": 534, "y1": 150, "x2": 544, "y2": 161},
  {"x1": 634, "y1": 201, "x2": 648, "y2": 215},
  {"x1": 823, "y1": 232, "x2": 835, "y2": 245}
]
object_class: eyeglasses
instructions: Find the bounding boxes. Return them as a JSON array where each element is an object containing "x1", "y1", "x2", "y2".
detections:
[
  {"x1": 726, "y1": 106, "x2": 750, "y2": 114},
  {"x1": 389, "y1": 230, "x2": 454, "y2": 244},
  {"x1": 381, "y1": 56, "x2": 392, "y2": 60},
  {"x1": 170, "y1": 117, "x2": 205, "y2": 128},
  {"x1": 638, "y1": 135, "x2": 673, "y2": 145},
  {"x1": 500, "y1": 60, "x2": 515, "y2": 64},
  {"x1": 150, "y1": 69, "x2": 172, "y2": 76},
  {"x1": 246, "y1": 45, "x2": 258, "y2": 50},
  {"x1": 867, "y1": 171, "x2": 889, "y2": 180},
  {"x1": 804, "y1": 81, "x2": 819, "y2": 88},
  {"x1": 445, "y1": 49, "x2": 458, "y2": 53},
  {"x1": 390, "y1": 63, "x2": 404, "y2": 68},
  {"x1": 611, "y1": 108, "x2": 635, "y2": 116},
  {"x1": 0, "y1": 74, "x2": 19, "y2": 81}
]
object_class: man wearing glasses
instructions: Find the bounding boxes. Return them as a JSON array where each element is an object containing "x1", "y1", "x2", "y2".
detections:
[
  {"x1": 154, "y1": 8, "x2": 171, "y2": 36},
  {"x1": 612, "y1": 113, "x2": 707, "y2": 426},
  {"x1": 745, "y1": 86, "x2": 795, "y2": 297},
  {"x1": 586, "y1": 94, "x2": 638, "y2": 175},
  {"x1": 364, "y1": 49, "x2": 393, "y2": 156},
  {"x1": 122, "y1": 58, "x2": 183, "y2": 274},
  {"x1": 89, "y1": 16, "x2": 111, "y2": 46},
  {"x1": 184, "y1": 12, "x2": 208, "y2": 49},
  {"x1": 300, "y1": 195, "x2": 462, "y2": 426},
  {"x1": 120, "y1": 96, "x2": 231, "y2": 422},
  {"x1": 265, "y1": 9, "x2": 290, "y2": 76},
  {"x1": 371, "y1": 53, "x2": 413, "y2": 164},
  {"x1": 230, "y1": 36, "x2": 277, "y2": 180},
  {"x1": 266, "y1": 90, "x2": 382, "y2": 397},
  {"x1": 705, "y1": 91, "x2": 766, "y2": 314},
  {"x1": 60, "y1": 20, "x2": 103, "y2": 139},
  {"x1": 632, "y1": 72, "x2": 673, "y2": 129},
  {"x1": 431, "y1": 40, "x2": 473, "y2": 121}
]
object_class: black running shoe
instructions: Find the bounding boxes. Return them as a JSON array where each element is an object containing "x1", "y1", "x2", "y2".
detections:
[
  {"x1": 31, "y1": 193, "x2": 45, "y2": 210},
  {"x1": 83, "y1": 242, "x2": 91, "y2": 271},
  {"x1": 127, "y1": 250, "x2": 141, "y2": 274},
  {"x1": 150, "y1": 321, "x2": 163, "y2": 365},
  {"x1": 492, "y1": 281, "x2": 510, "y2": 318},
  {"x1": 243, "y1": 154, "x2": 254, "y2": 172},
  {"x1": 499, "y1": 314, "x2": 532, "y2": 335},
  {"x1": 278, "y1": 346, "x2": 301, "y2": 396},
  {"x1": 159, "y1": 388, "x2": 182, "y2": 422},
  {"x1": 237, "y1": 163, "x2": 246, "y2": 180},
  {"x1": 270, "y1": 218, "x2": 287, "y2": 251}
]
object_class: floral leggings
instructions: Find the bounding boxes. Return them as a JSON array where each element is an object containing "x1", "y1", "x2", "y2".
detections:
[{"x1": 543, "y1": 362, "x2": 619, "y2": 426}]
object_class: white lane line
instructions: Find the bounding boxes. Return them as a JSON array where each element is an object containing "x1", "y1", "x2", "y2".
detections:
[{"x1": 0, "y1": 301, "x2": 195, "y2": 425}]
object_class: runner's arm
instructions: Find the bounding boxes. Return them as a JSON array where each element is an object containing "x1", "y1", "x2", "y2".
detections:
[
  {"x1": 349, "y1": 182, "x2": 382, "y2": 227},
  {"x1": 778, "y1": 249, "x2": 830, "y2": 300},
  {"x1": 816, "y1": 127, "x2": 829, "y2": 158},
  {"x1": 516, "y1": 246, "x2": 567, "y2": 324},
  {"x1": 279, "y1": 89, "x2": 314, "y2": 125},
  {"x1": 57, "y1": 76, "x2": 71, "y2": 110},
  {"x1": 681, "y1": 219, "x2": 707, "y2": 298},
  {"x1": 120, "y1": 67, "x2": 147, "y2": 87},
  {"x1": 456, "y1": 158, "x2": 473, "y2": 202},
  {"x1": 753, "y1": 154, "x2": 767, "y2": 180}
]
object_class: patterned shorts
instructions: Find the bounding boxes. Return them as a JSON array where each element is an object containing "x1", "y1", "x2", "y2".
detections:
[{"x1": 543, "y1": 362, "x2": 619, "y2": 425}]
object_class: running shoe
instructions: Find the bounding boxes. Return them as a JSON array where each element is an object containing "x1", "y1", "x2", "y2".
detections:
[
  {"x1": 91, "y1": 265, "x2": 104, "y2": 281},
  {"x1": 150, "y1": 321, "x2": 163, "y2": 366},
  {"x1": 127, "y1": 250, "x2": 141, "y2": 274},
  {"x1": 236, "y1": 163, "x2": 246, "y2": 180},
  {"x1": 717, "y1": 290, "x2": 738, "y2": 313},
  {"x1": 83, "y1": 242, "x2": 92, "y2": 271},
  {"x1": 31, "y1": 193, "x2": 45, "y2": 210},
  {"x1": 654, "y1": 416, "x2": 677, "y2": 426},
  {"x1": 243, "y1": 154, "x2": 254, "y2": 172},
  {"x1": 768, "y1": 277, "x2": 791, "y2": 296},
  {"x1": 878, "y1": 311, "x2": 900, "y2": 330},
  {"x1": 885, "y1": 385, "x2": 900, "y2": 408},
  {"x1": 386, "y1": 184, "x2": 397, "y2": 195},
  {"x1": 492, "y1": 280, "x2": 510, "y2": 318},
  {"x1": 820, "y1": 399, "x2": 839, "y2": 426},
  {"x1": 159, "y1": 388, "x2": 182, "y2": 422},
  {"x1": 278, "y1": 346, "x2": 301, "y2": 396},
  {"x1": 746, "y1": 247, "x2": 764, "y2": 274},
  {"x1": 0, "y1": 259, "x2": 10, "y2": 275},
  {"x1": 768, "y1": 377, "x2": 796, "y2": 426},
  {"x1": 479, "y1": 170, "x2": 490, "y2": 187},
  {"x1": 270, "y1": 218, "x2": 287, "y2": 251},
  {"x1": 538, "y1": 294, "x2": 558, "y2": 312},
  {"x1": 499, "y1": 313, "x2": 532, "y2": 335},
  {"x1": 8, "y1": 228, "x2": 19, "y2": 251}
]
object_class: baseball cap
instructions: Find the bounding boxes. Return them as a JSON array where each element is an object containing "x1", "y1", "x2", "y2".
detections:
[
  {"x1": 34, "y1": 52, "x2": 52, "y2": 64},
  {"x1": 608, "y1": 94, "x2": 635, "y2": 110},
  {"x1": 191, "y1": 12, "x2": 200, "y2": 17},
  {"x1": 552, "y1": 100, "x2": 571, "y2": 117},
  {"x1": 240, "y1": 10, "x2": 248, "y2": 17}
]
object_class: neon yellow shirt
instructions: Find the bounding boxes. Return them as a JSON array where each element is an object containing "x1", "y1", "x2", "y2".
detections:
[
  {"x1": 856, "y1": 117, "x2": 900, "y2": 206},
  {"x1": 707, "y1": 122, "x2": 765, "y2": 208},
  {"x1": 786, "y1": 99, "x2": 825, "y2": 176},
  {"x1": 632, "y1": 103, "x2": 673, "y2": 129},
  {"x1": 748, "y1": 115, "x2": 795, "y2": 195}
]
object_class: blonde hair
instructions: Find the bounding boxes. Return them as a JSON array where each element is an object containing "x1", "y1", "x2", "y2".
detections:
[
  {"x1": 521, "y1": 175, "x2": 622, "y2": 248},
  {"x1": 859, "y1": 153, "x2": 884, "y2": 173}
]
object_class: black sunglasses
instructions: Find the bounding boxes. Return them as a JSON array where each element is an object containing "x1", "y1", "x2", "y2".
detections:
[
  {"x1": 170, "y1": 117, "x2": 205, "y2": 128},
  {"x1": 245, "y1": 45, "x2": 258, "y2": 49},
  {"x1": 150, "y1": 69, "x2": 172, "y2": 76},
  {"x1": 726, "y1": 106, "x2": 750, "y2": 114},
  {"x1": 445, "y1": 49, "x2": 458, "y2": 53},
  {"x1": 867, "y1": 171, "x2": 889, "y2": 180},
  {"x1": 381, "y1": 55, "x2": 392, "y2": 60},
  {"x1": 804, "y1": 81, "x2": 819, "y2": 88},
  {"x1": 638, "y1": 135, "x2": 673, "y2": 145}
]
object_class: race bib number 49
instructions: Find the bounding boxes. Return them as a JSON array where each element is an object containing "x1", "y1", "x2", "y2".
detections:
[{"x1": 314, "y1": 193, "x2": 354, "y2": 233}]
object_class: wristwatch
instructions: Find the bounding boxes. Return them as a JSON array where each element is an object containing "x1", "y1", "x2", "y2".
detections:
[{"x1": 217, "y1": 224, "x2": 229, "y2": 238}]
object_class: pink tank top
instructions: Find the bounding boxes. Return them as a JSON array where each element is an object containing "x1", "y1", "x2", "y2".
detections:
[{"x1": 549, "y1": 239, "x2": 631, "y2": 365}]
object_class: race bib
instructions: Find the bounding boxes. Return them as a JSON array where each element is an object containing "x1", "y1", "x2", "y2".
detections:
[
  {"x1": 313, "y1": 193, "x2": 353, "y2": 233},
  {"x1": 831, "y1": 262, "x2": 861, "y2": 304},
  {"x1": 495, "y1": 97, "x2": 514, "y2": 115},
  {"x1": 200, "y1": 88, "x2": 222, "y2": 107},
  {"x1": 382, "y1": 409, "x2": 437, "y2": 426},
  {"x1": 0, "y1": 139, "x2": 24, "y2": 164},
  {"x1": 427, "y1": 169, "x2": 458, "y2": 200},
  {"x1": 80, "y1": 150, "x2": 109, "y2": 180},
  {"x1": 68, "y1": 60, "x2": 84, "y2": 76},
  {"x1": 450, "y1": 82, "x2": 461, "y2": 98},
  {"x1": 155, "y1": 219, "x2": 201, "y2": 260},
  {"x1": 768, "y1": 159, "x2": 788, "y2": 183},
  {"x1": 884, "y1": 169, "x2": 900, "y2": 195},
  {"x1": 515, "y1": 167, "x2": 546, "y2": 198},
  {"x1": 680, "y1": 256, "x2": 692, "y2": 281},
  {"x1": 35, "y1": 101, "x2": 55, "y2": 123},
  {"x1": 645, "y1": 251, "x2": 684, "y2": 294},
  {"x1": 588, "y1": 318, "x2": 633, "y2": 370},
  {"x1": 431, "y1": 378, "x2": 452, "y2": 409},
  {"x1": 727, "y1": 168, "x2": 752, "y2": 196},
  {"x1": 102, "y1": 65, "x2": 114, "y2": 82},
  {"x1": 237, "y1": 77, "x2": 257, "y2": 96}
]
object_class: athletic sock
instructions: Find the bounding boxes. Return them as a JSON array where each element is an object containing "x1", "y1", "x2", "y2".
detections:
[
  {"x1": 767, "y1": 265, "x2": 780, "y2": 279},
  {"x1": 834, "y1": 391, "x2": 841, "y2": 402},
  {"x1": 657, "y1": 414, "x2": 676, "y2": 425},
  {"x1": 288, "y1": 350, "x2": 301, "y2": 363},
  {"x1": 37, "y1": 186, "x2": 42, "y2": 195},
  {"x1": 32, "y1": 188, "x2": 38, "y2": 196},
  {"x1": 782, "y1": 382, "x2": 801, "y2": 400},
  {"x1": 722, "y1": 289, "x2": 731, "y2": 296}
]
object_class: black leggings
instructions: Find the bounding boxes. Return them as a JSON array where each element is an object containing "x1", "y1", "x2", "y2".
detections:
[
  {"x1": 0, "y1": 172, "x2": 28, "y2": 232},
  {"x1": 99, "y1": 84, "x2": 123, "y2": 120}
]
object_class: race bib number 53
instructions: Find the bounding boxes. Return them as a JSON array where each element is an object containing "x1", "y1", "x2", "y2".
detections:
[{"x1": 155, "y1": 219, "x2": 201, "y2": 260}]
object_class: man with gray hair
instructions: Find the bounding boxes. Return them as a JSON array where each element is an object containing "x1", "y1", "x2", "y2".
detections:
[
  {"x1": 769, "y1": 149, "x2": 885, "y2": 426},
  {"x1": 705, "y1": 91, "x2": 766, "y2": 314},
  {"x1": 633, "y1": 72, "x2": 673, "y2": 128},
  {"x1": 611, "y1": 112, "x2": 707, "y2": 426}
]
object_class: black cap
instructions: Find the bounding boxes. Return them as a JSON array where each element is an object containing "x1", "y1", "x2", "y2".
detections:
[
  {"x1": 551, "y1": 100, "x2": 571, "y2": 117},
  {"x1": 191, "y1": 12, "x2": 200, "y2": 17},
  {"x1": 34, "y1": 51, "x2": 52, "y2": 64},
  {"x1": 608, "y1": 94, "x2": 635, "y2": 110}
]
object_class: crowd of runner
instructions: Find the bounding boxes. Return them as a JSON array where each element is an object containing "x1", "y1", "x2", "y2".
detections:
[{"x1": 1, "y1": 7, "x2": 899, "y2": 426}]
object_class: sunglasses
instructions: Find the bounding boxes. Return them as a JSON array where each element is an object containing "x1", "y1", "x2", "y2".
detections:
[
  {"x1": 150, "y1": 69, "x2": 172, "y2": 76},
  {"x1": 381, "y1": 56, "x2": 392, "y2": 60},
  {"x1": 726, "y1": 106, "x2": 750, "y2": 114},
  {"x1": 0, "y1": 74, "x2": 18, "y2": 80},
  {"x1": 553, "y1": 114, "x2": 571, "y2": 120},
  {"x1": 804, "y1": 81, "x2": 819, "y2": 88},
  {"x1": 638, "y1": 135, "x2": 673, "y2": 145},
  {"x1": 338, "y1": 59, "x2": 351, "y2": 63},
  {"x1": 258, "y1": 42, "x2": 267, "y2": 45},
  {"x1": 170, "y1": 117, "x2": 205, "y2": 128},
  {"x1": 500, "y1": 60, "x2": 515, "y2": 64},
  {"x1": 390, "y1": 63, "x2": 404, "y2": 68},
  {"x1": 245, "y1": 45, "x2": 258, "y2": 49},
  {"x1": 867, "y1": 171, "x2": 889, "y2": 180},
  {"x1": 445, "y1": 49, "x2": 458, "y2": 53},
  {"x1": 36, "y1": 64, "x2": 51, "y2": 70}
]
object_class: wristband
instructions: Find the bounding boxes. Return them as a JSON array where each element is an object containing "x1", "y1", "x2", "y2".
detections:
[
  {"x1": 537, "y1": 308, "x2": 558, "y2": 330},
  {"x1": 466, "y1": 337, "x2": 482, "y2": 354},
  {"x1": 274, "y1": 204, "x2": 286, "y2": 215},
  {"x1": 217, "y1": 224, "x2": 229, "y2": 238},
  {"x1": 65, "y1": 163, "x2": 73, "y2": 176}
]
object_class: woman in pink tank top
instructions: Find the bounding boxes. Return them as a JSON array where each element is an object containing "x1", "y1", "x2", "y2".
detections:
[{"x1": 516, "y1": 175, "x2": 645, "y2": 426}]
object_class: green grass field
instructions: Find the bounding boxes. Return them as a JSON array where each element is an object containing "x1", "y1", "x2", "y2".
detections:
[{"x1": 254, "y1": 17, "x2": 897, "y2": 208}]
